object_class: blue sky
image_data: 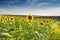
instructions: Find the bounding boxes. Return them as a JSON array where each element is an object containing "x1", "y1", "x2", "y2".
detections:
[
  {"x1": 0, "y1": 0, "x2": 60, "y2": 8},
  {"x1": 0, "y1": 0, "x2": 60, "y2": 16}
]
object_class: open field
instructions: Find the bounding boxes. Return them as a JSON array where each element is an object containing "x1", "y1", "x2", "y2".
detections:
[{"x1": 0, "y1": 14, "x2": 60, "y2": 40}]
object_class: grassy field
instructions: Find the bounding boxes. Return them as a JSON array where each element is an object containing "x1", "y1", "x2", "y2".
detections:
[{"x1": 0, "y1": 14, "x2": 60, "y2": 40}]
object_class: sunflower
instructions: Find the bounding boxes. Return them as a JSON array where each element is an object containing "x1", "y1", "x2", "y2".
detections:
[
  {"x1": 40, "y1": 22, "x2": 45, "y2": 26},
  {"x1": 4, "y1": 16, "x2": 8, "y2": 22},
  {"x1": 18, "y1": 19, "x2": 22, "y2": 22},
  {"x1": 26, "y1": 14, "x2": 33, "y2": 22},
  {"x1": 45, "y1": 18, "x2": 53, "y2": 24},
  {"x1": 0, "y1": 16, "x2": 5, "y2": 24},
  {"x1": 18, "y1": 16, "x2": 24, "y2": 22},
  {"x1": 9, "y1": 16, "x2": 15, "y2": 24}
]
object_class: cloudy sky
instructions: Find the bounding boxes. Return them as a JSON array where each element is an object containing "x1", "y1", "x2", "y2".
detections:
[{"x1": 0, "y1": 0, "x2": 60, "y2": 16}]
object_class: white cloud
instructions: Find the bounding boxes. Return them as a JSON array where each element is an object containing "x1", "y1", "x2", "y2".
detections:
[
  {"x1": 26, "y1": 0, "x2": 48, "y2": 7},
  {"x1": 0, "y1": 7, "x2": 60, "y2": 16},
  {"x1": 36, "y1": 3, "x2": 48, "y2": 7},
  {"x1": 26, "y1": 0, "x2": 31, "y2": 3}
]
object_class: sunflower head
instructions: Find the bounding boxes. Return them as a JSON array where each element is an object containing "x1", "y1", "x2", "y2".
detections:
[
  {"x1": 26, "y1": 14, "x2": 33, "y2": 22},
  {"x1": 9, "y1": 16, "x2": 15, "y2": 24},
  {"x1": 45, "y1": 18, "x2": 53, "y2": 24},
  {"x1": 40, "y1": 22, "x2": 45, "y2": 26},
  {"x1": 4, "y1": 16, "x2": 8, "y2": 22},
  {"x1": 18, "y1": 16, "x2": 24, "y2": 22},
  {"x1": 0, "y1": 16, "x2": 5, "y2": 24}
]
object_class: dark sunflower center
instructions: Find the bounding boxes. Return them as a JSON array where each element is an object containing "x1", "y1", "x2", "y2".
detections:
[
  {"x1": 11, "y1": 18, "x2": 13, "y2": 20},
  {"x1": 40, "y1": 23, "x2": 44, "y2": 25},
  {"x1": 28, "y1": 16, "x2": 32, "y2": 20},
  {"x1": 50, "y1": 20, "x2": 51, "y2": 22},
  {"x1": 47, "y1": 21, "x2": 49, "y2": 23},
  {"x1": 5, "y1": 18, "x2": 8, "y2": 20},
  {"x1": 1, "y1": 19, "x2": 2, "y2": 21}
]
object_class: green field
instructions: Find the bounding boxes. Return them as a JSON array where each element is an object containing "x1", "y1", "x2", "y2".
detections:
[{"x1": 0, "y1": 15, "x2": 60, "y2": 40}]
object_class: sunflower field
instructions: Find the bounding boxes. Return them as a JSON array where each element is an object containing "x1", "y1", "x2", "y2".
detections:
[{"x1": 0, "y1": 14, "x2": 60, "y2": 40}]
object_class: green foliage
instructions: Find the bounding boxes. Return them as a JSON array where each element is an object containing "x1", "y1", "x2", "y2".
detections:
[{"x1": 0, "y1": 16, "x2": 60, "y2": 40}]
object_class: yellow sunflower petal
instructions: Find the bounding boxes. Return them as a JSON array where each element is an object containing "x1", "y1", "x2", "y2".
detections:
[
  {"x1": 45, "y1": 18, "x2": 53, "y2": 24},
  {"x1": 26, "y1": 14, "x2": 33, "y2": 22},
  {"x1": 18, "y1": 16, "x2": 24, "y2": 22},
  {"x1": 39, "y1": 22, "x2": 45, "y2": 27},
  {"x1": 4, "y1": 16, "x2": 8, "y2": 22},
  {"x1": 9, "y1": 16, "x2": 15, "y2": 24}
]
